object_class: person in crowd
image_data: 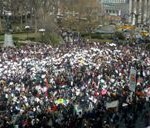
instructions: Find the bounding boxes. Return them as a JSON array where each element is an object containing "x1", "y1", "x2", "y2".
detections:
[{"x1": 0, "y1": 41, "x2": 149, "y2": 128}]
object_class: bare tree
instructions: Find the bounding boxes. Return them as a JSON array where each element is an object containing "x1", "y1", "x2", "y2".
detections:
[
  {"x1": 0, "y1": 0, "x2": 3, "y2": 32},
  {"x1": 0, "y1": 0, "x2": 102, "y2": 44},
  {"x1": 59, "y1": 0, "x2": 101, "y2": 32}
]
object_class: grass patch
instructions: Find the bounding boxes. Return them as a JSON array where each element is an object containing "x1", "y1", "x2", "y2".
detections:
[{"x1": 0, "y1": 32, "x2": 40, "y2": 42}]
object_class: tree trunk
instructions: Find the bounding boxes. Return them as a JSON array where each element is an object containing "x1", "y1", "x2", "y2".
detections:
[
  {"x1": 30, "y1": 10, "x2": 33, "y2": 27},
  {"x1": 25, "y1": 13, "x2": 28, "y2": 25},
  {"x1": 34, "y1": 15, "x2": 38, "y2": 33},
  {"x1": 0, "y1": 18, "x2": 2, "y2": 32},
  {"x1": 135, "y1": 0, "x2": 139, "y2": 26},
  {"x1": 141, "y1": 0, "x2": 144, "y2": 24},
  {"x1": 20, "y1": 15, "x2": 23, "y2": 31}
]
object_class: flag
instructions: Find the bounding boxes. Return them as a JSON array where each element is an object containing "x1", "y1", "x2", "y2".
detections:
[{"x1": 129, "y1": 67, "x2": 137, "y2": 92}]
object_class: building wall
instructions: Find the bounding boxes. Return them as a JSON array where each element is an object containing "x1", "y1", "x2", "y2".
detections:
[
  {"x1": 101, "y1": 0, "x2": 129, "y2": 16},
  {"x1": 101, "y1": 0, "x2": 150, "y2": 25},
  {"x1": 101, "y1": 0, "x2": 129, "y2": 23},
  {"x1": 102, "y1": 0, "x2": 128, "y2": 3},
  {"x1": 129, "y1": 0, "x2": 150, "y2": 25}
]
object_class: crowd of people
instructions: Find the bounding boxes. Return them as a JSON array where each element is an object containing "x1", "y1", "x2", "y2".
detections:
[{"x1": 0, "y1": 41, "x2": 150, "y2": 128}]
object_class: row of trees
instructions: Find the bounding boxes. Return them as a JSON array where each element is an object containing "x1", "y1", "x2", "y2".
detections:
[
  {"x1": 58, "y1": 0, "x2": 102, "y2": 32},
  {"x1": 0, "y1": 0, "x2": 59, "y2": 33},
  {"x1": 0, "y1": 0, "x2": 102, "y2": 33}
]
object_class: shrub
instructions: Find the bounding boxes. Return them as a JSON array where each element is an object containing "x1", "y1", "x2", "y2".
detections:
[
  {"x1": 38, "y1": 32, "x2": 63, "y2": 46},
  {"x1": 14, "y1": 41, "x2": 21, "y2": 48},
  {"x1": 146, "y1": 43, "x2": 150, "y2": 51},
  {"x1": 114, "y1": 32, "x2": 125, "y2": 40},
  {"x1": 91, "y1": 33, "x2": 113, "y2": 39},
  {"x1": 25, "y1": 37, "x2": 36, "y2": 41},
  {"x1": 91, "y1": 33, "x2": 102, "y2": 39},
  {"x1": 81, "y1": 33, "x2": 90, "y2": 37},
  {"x1": 13, "y1": 37, "x2": 20, "y2": 41}
]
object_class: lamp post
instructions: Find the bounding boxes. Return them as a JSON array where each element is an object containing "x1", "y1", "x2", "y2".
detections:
[
  {"x1": 3, "y1": 11, "x2": 14, "y2": 47},
  {"x1": 25, "y1": 26, "x2": 30, "y2": 40},
  {"x1": 39, "y1": 28, "x2": 45, "y2": 42}
]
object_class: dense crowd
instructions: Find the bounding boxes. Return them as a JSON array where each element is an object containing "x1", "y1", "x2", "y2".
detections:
[{"x1": 0, "y1": 41, "x2": 150, "y2": 128}]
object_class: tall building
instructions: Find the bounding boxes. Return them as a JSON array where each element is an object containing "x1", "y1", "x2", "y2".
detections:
[
  {"x1": 129, "y1": 0, "x2": 150, "y2": 26},
  {"x1": 101, "y1": 0, "x2": 150, "y2": 25},
  {"x1": 101, "y1": 0, "x2": 129, "y2": 16}
]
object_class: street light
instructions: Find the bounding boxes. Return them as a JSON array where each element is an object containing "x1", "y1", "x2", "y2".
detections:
[
  {"x1": 3, "y1": 11, "x2": 14, "y2": 47},
  {"x1": 39, "y1": 28, "x2": 45, "y2": 42},
  {"x1": 25, "y1": 25, "x2": 30, "y2": 40}
]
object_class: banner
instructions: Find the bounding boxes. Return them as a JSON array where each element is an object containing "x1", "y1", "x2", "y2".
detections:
[
  {"x1": 106, "y1": 100, "x2": 119, "y2": 109},
  {"x1": 129, "y1": 67, "x2": 137, "y2": 92}
]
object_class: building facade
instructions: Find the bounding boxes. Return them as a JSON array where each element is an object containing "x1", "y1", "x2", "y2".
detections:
[
  {"x1": 101, "y1": 0, "x2": 150, "y2": 25},
  {"x1": 101, "y1": 0, "x2": 129, "y2": 16},
  {"x1": 129, "y1": 0, "x2": 150, "y2": 26}
]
